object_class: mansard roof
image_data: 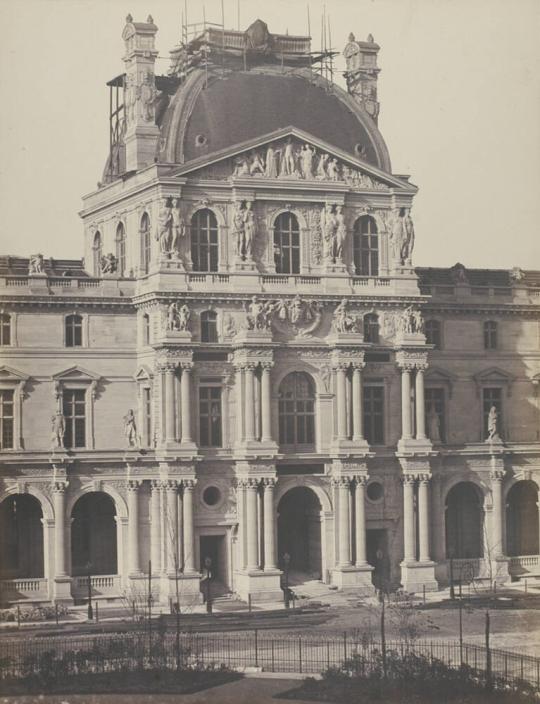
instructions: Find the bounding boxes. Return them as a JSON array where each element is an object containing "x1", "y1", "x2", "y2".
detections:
[
  {"x1": 0, "y1": 256, "x2": 87, "y2": 278},
  {"x1": 416, "y1": 266, "x2": 540, "y2": 289}
]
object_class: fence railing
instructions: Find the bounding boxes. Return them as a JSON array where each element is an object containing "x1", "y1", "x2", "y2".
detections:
[{"x1": 0, "y1": 631, "x2": 538, "y2": 691}]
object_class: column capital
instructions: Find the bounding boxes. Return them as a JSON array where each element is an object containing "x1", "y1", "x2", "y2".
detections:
[
  {"x1": 51, "y1": 480, "x2": 68, "y2": 493},
  {"x1": 157, "y1": 361, "x2": 177, "y2": 373},
  {"x1": 126, "y1": 479, "x2": 142, "y2": 491},
  {"x1": 352, "y1": 360, "x2": 366, "y2": 371},
  {"x1": 243, "y1": 477, "x2": 260, "y2": 490},
  {"x1": 261, "y1": 477, "x2": 276, "y2": 488},
  {"x1": 260, "y1": 361, "x2": 274, "y2": 371},
  {"x1": 182, "y1": 478, "x2": 197, "y2": 490},
  {"x1": 490, "y1": 470, "x2": 505, "y2": 483},
  {"x1": 396, "y1": 350, "x2": 429, "y2": 371},
  {"x1": 164, "y1": 479, "x2": 181, "y2": 491},
  {"x1": 179, "y1": 361, "x2": 194, "y2": 371},
  {"x1": 332, "y1": 476, "x2": 351, "y2": 489},
  {"x1": 416, "y1": 473, "x2": 431, "y2": 484},
  {"x1": 150, "y1": 479, "x2": 163, "y2": 490},
  {"x1": 401, "y1": 474, "x2": 417, "y2": 486},
  {"x1": 355, "y1": 474, "x2": 369, "y2": 486}
]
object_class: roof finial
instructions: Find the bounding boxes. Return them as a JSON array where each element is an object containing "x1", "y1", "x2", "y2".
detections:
[
  {"x1": 348, "y1": 32, "x2": 355, "y2": 42},
  {"x1": 367, "y1": 33, "x2": 374, "y2": 42},
  {"x1": 126, "y1": 13, "x2": 133, "y2": 23},
  {"x1": 147, "y1": 14, "x2": 153, "y2": 23}
]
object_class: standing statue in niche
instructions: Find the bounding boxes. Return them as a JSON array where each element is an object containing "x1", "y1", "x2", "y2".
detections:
[
  {"x1": 334, "y1": 205, "x2": 347, "y2": 262},
  {"x1": 123, "y1": 409, "x2": 138, "y2": 447},
  {"x1": 233, "y1": 201, "x2": 246, "y2": 259},
  {"x1": 166, "y1": 301, "x2": 179, "y2": 330},
  {"x1": 140, "y1": 72, "x2": 157, "y2": 123},
  {"x1": 51, "y1": 411, "x2": 65, "y2": 449},
  {"x1": 402, "y1": 208, "x2": 415, "y2": 263},
  {"x1": 243, "y1": 201, "x2": 255, "y2": 261},
  {"x1": 389, "y1": 208, "x2": 406, "y2": 265},
  {"x1": 487, "y1": 405, "x2": 500, "y2": 441},
  {"x1": 320, "y1": 204, "x2": 338, "y2": 263},
  {"x1": 156, "y1": 199, "x2": 174, "y2": 254},
  {"x1": 170, "y1": 199, "x2": 185, "y2": 255},
  {"x1": 427, "y1": 406, "x2": 441, "y2": 443}
]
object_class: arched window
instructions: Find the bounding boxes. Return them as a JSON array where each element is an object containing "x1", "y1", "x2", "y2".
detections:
[
  {"x1": 115, "y1": 222, "x2": 126, "y2": 276},
  {"x1": 279, "y1": 372, "x2": 316, "y2": 447},
  {"x1": 140, "y1": 213, "x2": 151, "y2": 274},
  {"x1": 142, "y1": 313, "x2": 150, "y2": 346},
  {"x1": 484, "y1": 320, "x2": 498, "y2": 350},
  {"x1": 353, "y1": 216, "x2": 378, "y2": 276},
  {"x1": 92, "y1": 232, "x2": 102, "y2": 276},
  {"x1": 445, "y1": 483, "x2": 484, "y2": 559},
  {"x1": 191, "y1": 209, "x2": 219, "y2": 272},
  {"x1": 65, "y1": 314, "x2": 83, "y2": 347},
  {"x1": 425, "y1": 319, "x2": 441, "y2": 349},
  {"x1": 0, "y1": 313, "x2": 11, "y2": 346},
  {"x1": 201, "y1": 310, "x2": 218, "y2": 342},
  {"x1": 274, "y1": 212, "x2": 300, "y2": 274},
  {"x1": 363, "y1": 313, "x2": 379, "y2": 343}
]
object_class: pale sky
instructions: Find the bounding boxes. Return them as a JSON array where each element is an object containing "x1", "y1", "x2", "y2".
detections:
[{"x1": 0, "y1": 0, "x2": 539, "y2": 269}]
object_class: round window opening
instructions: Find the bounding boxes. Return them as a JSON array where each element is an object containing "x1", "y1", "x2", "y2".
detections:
[
  {"x1": 203, "y1": 486, "x2": 221, "y2": 507},
  {"x1": 195, "y1": 134, "x2": 208, "y2": 147},
  {"x1": 355, "y1": 142, "x2": 366, "y2": 157},
  {"x1": 367, "y1": 482, "x2": 384, "y2": 502}
]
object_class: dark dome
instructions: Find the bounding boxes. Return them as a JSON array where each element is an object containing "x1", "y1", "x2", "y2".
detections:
[{"x1": 159, "y1": 67, "x2": 391, "y2": 171}]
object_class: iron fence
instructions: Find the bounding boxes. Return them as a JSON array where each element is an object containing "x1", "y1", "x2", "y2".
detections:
[{"x1": 0, "y1": 630, "x2": 538, "y2": 691}]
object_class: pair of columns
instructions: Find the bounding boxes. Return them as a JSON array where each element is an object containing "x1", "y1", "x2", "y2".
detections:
[
  {"x1": 334, "y1": 476, "x2": 368, "y2": 567},
  {"x1": 159, "y1": 362, "x2": 193, "y2": 445},
  {"x1": 398, "y1": 361, "x2": 427, "y2": 441},
  {"x1": 402, "y1": 474, "x2": 431, "y2": 563},
  {"x1": 235, "y1": 362, "x2": 273, "y2": 444},
  {"x1": 334, "y1": 362, "x2": 365, "y2": 442},
  {"x1": 237, "y1": 478, "x2": 277, "y2": 572}
]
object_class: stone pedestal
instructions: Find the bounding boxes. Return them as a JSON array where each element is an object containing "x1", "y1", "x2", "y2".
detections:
[
  {"x1": 400, "y1": 561, "x2": 438, "y2": 593},
  {"x1": 233, "y1": 257, "x2": 258, "y2": 272},
  {"x1": 163, "y1": 573, "x2": 203, "y2": 607},
  {"x1": 53, "y1": 577, "x2": 73, "y2": 604},
  {"x1": 490, "y1": 557, "x2": 510, "y2": 585},
  {"x1": 332, "y1": 565, "x2": 375, "y2": 595},
  {"x1": 235, "y1": 569, "x2": 283, "y2": 603},
  {"x1": 29, "y1": 273, "x2": 49, "y2": 293}
]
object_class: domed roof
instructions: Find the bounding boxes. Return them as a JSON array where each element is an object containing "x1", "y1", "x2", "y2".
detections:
[{"x1": 158, "y1": 66, "x2": 391, "y2": 171}]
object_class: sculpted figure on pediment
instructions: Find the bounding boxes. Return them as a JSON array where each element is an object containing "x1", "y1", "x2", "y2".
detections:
[
  {"x1": 265, "y1": 144, "x2": 281, "y2": 178},
  {"x1": 300, "y1": 143, "x2": 316, "y2": 179}
]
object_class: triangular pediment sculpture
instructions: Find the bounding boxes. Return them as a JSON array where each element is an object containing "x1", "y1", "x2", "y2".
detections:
[{"x1": 174, "y1": 127, "x2": 416, "y2": 193}]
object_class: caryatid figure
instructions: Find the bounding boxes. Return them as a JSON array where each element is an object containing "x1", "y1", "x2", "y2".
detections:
[
  {"x1": 243, "y1": 201, "x2": 256, "y2": 260},
  {"x1": 156, "y1": 199, "x2": 173, "y2": 254}
]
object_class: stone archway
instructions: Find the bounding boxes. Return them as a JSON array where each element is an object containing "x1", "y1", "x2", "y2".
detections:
[
  {"x1": 277, "y1": 486, "x2": 322, "y2": 582},
  {"x1": 506, "y1": 481, "x2": 539, "y2": 556},
  {"x1": 0, "y1": 494, "x2": 44, "y2": 579},
  {"x1": 71, "y1": 492, "x2": 117, "y2": 576},
  {"x1": 445, "y1": 482, "x2": 484, "y2": 559}
]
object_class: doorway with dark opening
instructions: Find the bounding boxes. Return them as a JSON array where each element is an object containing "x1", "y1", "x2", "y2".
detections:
[
  {"x1": 277, "y1": 486, "x2": 322, "y2": 584},
  {"x1": 367, "y1": 529, "x2": 389, "y2": 591},
  {"x1": 199, "y1": 534, "x2": 228, "y2": 596}
]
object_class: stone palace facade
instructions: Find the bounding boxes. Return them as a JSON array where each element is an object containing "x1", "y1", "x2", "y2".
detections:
[{"x1": 1, "y1": 17, "x2": 539, "y2": 606}]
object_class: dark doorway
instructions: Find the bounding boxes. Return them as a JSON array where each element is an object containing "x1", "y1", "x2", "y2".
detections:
[
  {"x1": 367, "y1": 529, "x2": 389, "y2": 590},
  {"x1": 71, "y1": 492, "x2": 117, "y2": 576},
  {"x1": 445, "y1": 483, "x2": 484, "y2": 559},
  {"x1": 506, "y1": 481, "x2": 539, "y2": 556},
  {"x1": 0, "y1": 495, "x2": 44, "y2": 579},
  {"x1": 277, "y1": 487, "x2": 322, "y2": 581},
  {"x1": 200, "y1": 535, "x2": 227, "y2": 594}
]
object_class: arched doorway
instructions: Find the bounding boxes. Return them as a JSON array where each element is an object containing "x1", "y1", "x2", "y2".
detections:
[
  {"x1": 71, "y1": 493, "x2": 117, "y2": 576},
  {"x1": 507, "y1": 481, "x2": 539, "y2": 556},
  {"x1": 445, "y1": 482, "x2": 484, "y2": 559},
  {"x1": 0, "y1": 495, "x2": 44, "y2": 579},
  {"x1": 277, "y1": 487, "x2": 322, "y2": 582}
]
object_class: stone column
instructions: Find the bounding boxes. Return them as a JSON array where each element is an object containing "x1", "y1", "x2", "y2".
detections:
[
  {"x1": 260, "y1": 363, "x2": 273, "y2": 443},
  {"x1": 150, "y1": 481, "x2": 162, "y2": 574},
  {"x1": 244, "y1": 365, "x2": 256, "y2": 442},
  {"x1": 418, "y1": 475, "x2": 431, "y2": 562},
  {"x1": 237, "y1": 480, "x2": 246, "y2": 570},
  {"x1": 245, "y1": 479, "x2": 260, "y2": 571},
  {"x1": 165, "y1": 365, "x2": 176, "y2": 443},
  {"x1": 490, "y1": 471, "x2": 505, "y2": 557},
  {"x1": 165, "y1": 482, "x2": 178, "y2": 574},
  {"x1": 337, "y1": 478, "x2": 352, "y2": 566},
  {"x1": 235, "y1": 366, "x2": 245, "y2": 443},
  {"x1": 355, "y1": 476, "x2": 368, "y2": 565},
  {"x1": 127, "y1": 480, "x2": 142, "y2": 574},
  {"x1": 352, "y1": 364, "x2": 365, "y2": 442},
  {"x1": 183, "y1": 480, "x2": 197, "y2": 572},
  {"x1": 263, "y1": 478, "x2": 277, "y2": 570},
  {"x1": 158, "y1": 365, "x2": 168, "y2": 444},
  {"x1": 402, "y1": 475, "x2": 416, "y2": 562},
  {"x1": 52, "y1": 483, "x2": 67, "y2": 577},
  {"x1": 336, "y1": 365, "x2": 348, "y2": 440},
  {"x1": 400, "y1": 365, "x2": 413, "y2": 440},
  {"x1": 180, "y1": 364, "x2": 193, "y2": 443},
  {"x1": 415, "y1": 365, "x2": 427, "y2": 440}
]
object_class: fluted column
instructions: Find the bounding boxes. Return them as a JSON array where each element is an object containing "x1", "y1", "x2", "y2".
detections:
[
  {"x1": 402, "y1": 475, "x2": 416, "y2": 562},
  {"x1": 244, "y1": 365, "x2": 256, "y2": 442},
  {"x1": 415, "y1": 366, "x2": 427, "y2": 440},
  {"x1": 263, "y1": 478, "x2": 277, "y2": 570},
  {"x1": 400, "y1": 366, "x2": 413, "y2": 440},
  {"x1": 246, "y1": 479, "x2": 260, "y2": 571},
  {"x1": 182, "y1": 480, "x2": 196, "y2": 572},
  {"x1": 237, "y1": 480, "x2": 246, "y2": 570},
  {"x1": 180, "y1": 364, "x2": 193, "y2": 443},
  {"x1": 337, "y1": 478, "x2": 352, "y2": 566},
  {"x1": 127, "y1": 480, "x2": 142, "y2": 574},
  {"x1": 418, "y1": 475, "x2": 431, "y2": 562},
  {"x1": 261, "y1": 363, "x2": 273, "y2": 443},
  {"x1": 336, "y1": 365, "x2": 348, "y2": 440},
  {"x1": 150, "y1": 481, "x2": 162, "y2": 574},
  {"x1": 165, "y1": 481, "x2": 179, "y2": 574},
  {"x1": 235, "y1": 366, "x2": 245, "y2": 443},
  {"x1": 52, "y1": 482, "x2": 67, "y2": 577},
  {"x1": 165, "y1": 366, "x2": 176, "y2": 443},
  {"x1": 490, "y1": 471, "x2": 505, "y2": 557},
  {"x1": 355, "y1": 476, "x2": 368, "y2": 565},
  {"x1": 352, "y1": 364, "x2": 365, "y2": 442}
]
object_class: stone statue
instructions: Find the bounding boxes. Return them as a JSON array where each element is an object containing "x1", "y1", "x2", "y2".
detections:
[
  {"x1": 140, "y1": 72, "x2": 157, "y2": 123},
  {"x1": 334, "y1": 205, "x2": 347, "y2": 262},
  {"x1": 334, "y1": 299, "x2": 356, "y2": 333},
  {"x1": 171, "y1": 199, "x2": 185, "y2": 254},
  {"x1": 51, "y1": 411, "x2": 65, "y2": 449},
  {"x1": 327, "y1": 157, "x2": 340, "y2": 181},
  {"x1": 246, "y1": 296, "x2": 271, "y2": 331},
  {"x1": 427, "y1": 406, "x2": 441, "y2": 443},
  {"x1": 124, "y1": 74, "x2": 137, "y2": 125},
  {"x1": 29, "y1": 254, "x2": 44, "y2": 275},
  {"x1": 233, "y1": 156, "x2": 250, "y2": 176},
  {"x1": 316, "y1": 152, "x2": 329, "y2": 179},
  {"x1": 402, "y1": 208, "x2": 415, "y2": 262},
  {"x1": 400, "y1": 306, "x2": 423, "y2": 335},
  {"x1": 233, "y1": 201, "x2": 246, "y2": 258},
  {"x1": 300, "y1": 144, "x2": 315, "y2": 179},
  {"x1": 177, "y1": 304, "x2": 191, "y2": 331},
  {"x1": 281, "y1": 138, "x2": 296, "y2": 176},
  {"x1": 487, "y1": 405, "x2": 500, "y2": 441},
  {"x1": 249, "y1": 151, "x2": 265, "y2": 176},
  {"x1": 101, "y1": 253, "x2": 117, "y2": 274},
  {"x1": 389, "y1": 208, "x2": 406, "y2": 265},
  {"x1": 321, "y1": 204, "x2": 337, "y2": 262},
  {"x1": 157, "y1": 199, "x2": 174, "y2": 254},
  {"x1": 243, "y1": 201, "x2": 255, "y2": 260},
  {"x1": 123, "y1": 409, "x2": 138, "y2": 447},
  {"x1": 166, "y1": 301, "x2": 179, "y2": 331},
  {"x1": 265, "y1": 144, "x2": 281, "y2": 178},
  {"x1": 412, "y1": 309, "x2": 424, "y2": 334},
  {"x1": 289, "y1": 294, "x2": 305, "y2": 325}
]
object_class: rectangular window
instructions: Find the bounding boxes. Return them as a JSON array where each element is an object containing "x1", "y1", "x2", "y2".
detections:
[
  {"x1": 484, "y1": 321, "x2": 498, "y2": 350},
  {"x1": 65, "y1": 315, "x2": 83, "y2": 347},
  {"x1": 363, "y1": 385, "x2": 384, "y2": 445},
  {"x1": 482, "y1": 387, "x2": 502, "y2": 439},
  {"x1": 0, "y1": 390, "x2": 14, "y2": 449},
  {"x1": 143, "y1": 387, "x2": 152, "y2": 446},
  {"x1": 199, "y1": 385, "x2": 222, "y2": 447},
  {"x1": 63, "y1": 389, "x2": 86, "y2": 448},
  {"x1": 425, "y1": 388, "x2": 446, "y2": 443},
  {"x1": 0, "y1": 314, "x2": 11, "y2": 346}
]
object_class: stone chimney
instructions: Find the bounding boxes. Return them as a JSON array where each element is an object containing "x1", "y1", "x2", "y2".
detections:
[
  {"x1": 343, "y1": 33, "x2": 381, "y2": 124},
  {"x1": 122, "y1": 14, "x2": 160, "y2": 171}
]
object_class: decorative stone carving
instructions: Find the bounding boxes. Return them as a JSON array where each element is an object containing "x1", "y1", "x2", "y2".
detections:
[
  {"x1": 232, "y1": 200, "x2": 257, "y2": 262},
  {"x1": 390, "y1": 208, "x2": 415, "y2": 266},
  {"x1": 319, "y1": 364, "x2": 332, "y2": 392},
  {"x1": 29, "y1": 254, "x2": 44, "y2": 275},
  {"x1": 166, "y1": 301, "x2": 191, "y2": 332},
  {"x1": 427, "y1": 406, "x2": 441, "y2": 443},
  {"x1": 123, "y1": 409, "x2": 138, "y2": 447},
  {"x1": 398, "y1": 306, "x2": 424, "y2": 335},
  {"x1": 51, "y1": 411, "x2": 65, "y2": 449},
  {"x1": 486, "y1": 405, "x2": 500, "y2": 442},
  {"x1": 125, "y1": 70, "x2": 157, "y2": 126},
  {"x1": 245, "y1": 297, "x2": 274, "y2": 331},
  {"x1": 451, "y1": 262, "x2": 468, "y2": 284},
  {"x1": 156, "y1": 198, "x2": 185, "y2": 263},
  {"x1": 272, "y1": 295, "x2": 322, "y2": 338},
  {"x1": 333, "y1": 299, "x2": 360, "y2": 333},
  {"x1": 100, "y1": 252, "x2": 118, "y2": 274}
]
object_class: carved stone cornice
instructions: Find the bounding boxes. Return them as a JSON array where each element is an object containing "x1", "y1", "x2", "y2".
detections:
[{"x1": 396, "y1": 350, "x2": 429, "y2": 371}]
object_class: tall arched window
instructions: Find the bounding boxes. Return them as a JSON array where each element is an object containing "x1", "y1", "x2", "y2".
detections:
[
  {"x1": 274, "y1": 212, "x2": 300, "y2": 274},
  {"x1": 65, "y1": 314, "x2": 83, "y2": 347},
  {"x1": 425, "y1": 319, "x2": 441, "y2": 349},
  {"x1": 140, "y1": 213, "x2": 151, "y2": 274},
  {"x1": 353, "y1": 216, "x2": 378, "y2": 276},
  {"x1": 115, "y1": 222, "x2": 126, "y2": 276},
  {"x1": 142, "y1": 313, "x2": 150, "y2": 346},
  {"x1": 363, "y1": 313, "x2": 379, "y2": 343},
  {"x1": 279, "y1": 372, "x2": 316, "y2": 447},
  {"x1": 191, "y1": 209, "x2": 219, "y2": 272},
  {"x1": 92, "y1": 232, "x2": 102, "y2": 276},
  {"x1": 0, "y1": 313, "x2": 11, "y2": 346},
  {"x1": 201, "y1": 310, "x2": 218, "y2": 342}
]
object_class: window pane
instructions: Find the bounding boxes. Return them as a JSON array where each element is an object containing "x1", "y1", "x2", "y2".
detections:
[
  {"x1": 0, "y1": 315, "x2": 11, "y2": 346},
  {"x1": 364, "y1": 386, "x2": 384, "y2": 445},
  {"x1": 278, "y1": 372, "x2": 315, "y2": 446},
  {"x1": 191, "y1": 209, "x2": 219, "y2": 272},
  {"x1": 274, "y1": 213, "x2": 300, "y2": 275}
]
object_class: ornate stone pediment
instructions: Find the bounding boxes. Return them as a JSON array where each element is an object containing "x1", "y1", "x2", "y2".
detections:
[
  {"x1": 52, "y1": 366, "x2": 101, "y2": 383},
  {"x1": 473, "y1": 367, "x2": 515, "y2": 396},
  {"x1": 173, "y1": 127, "x2": 415, "y2": 193},
  {"x1": 0, "y1": 365, "x2": 29, "y2": 384}
]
